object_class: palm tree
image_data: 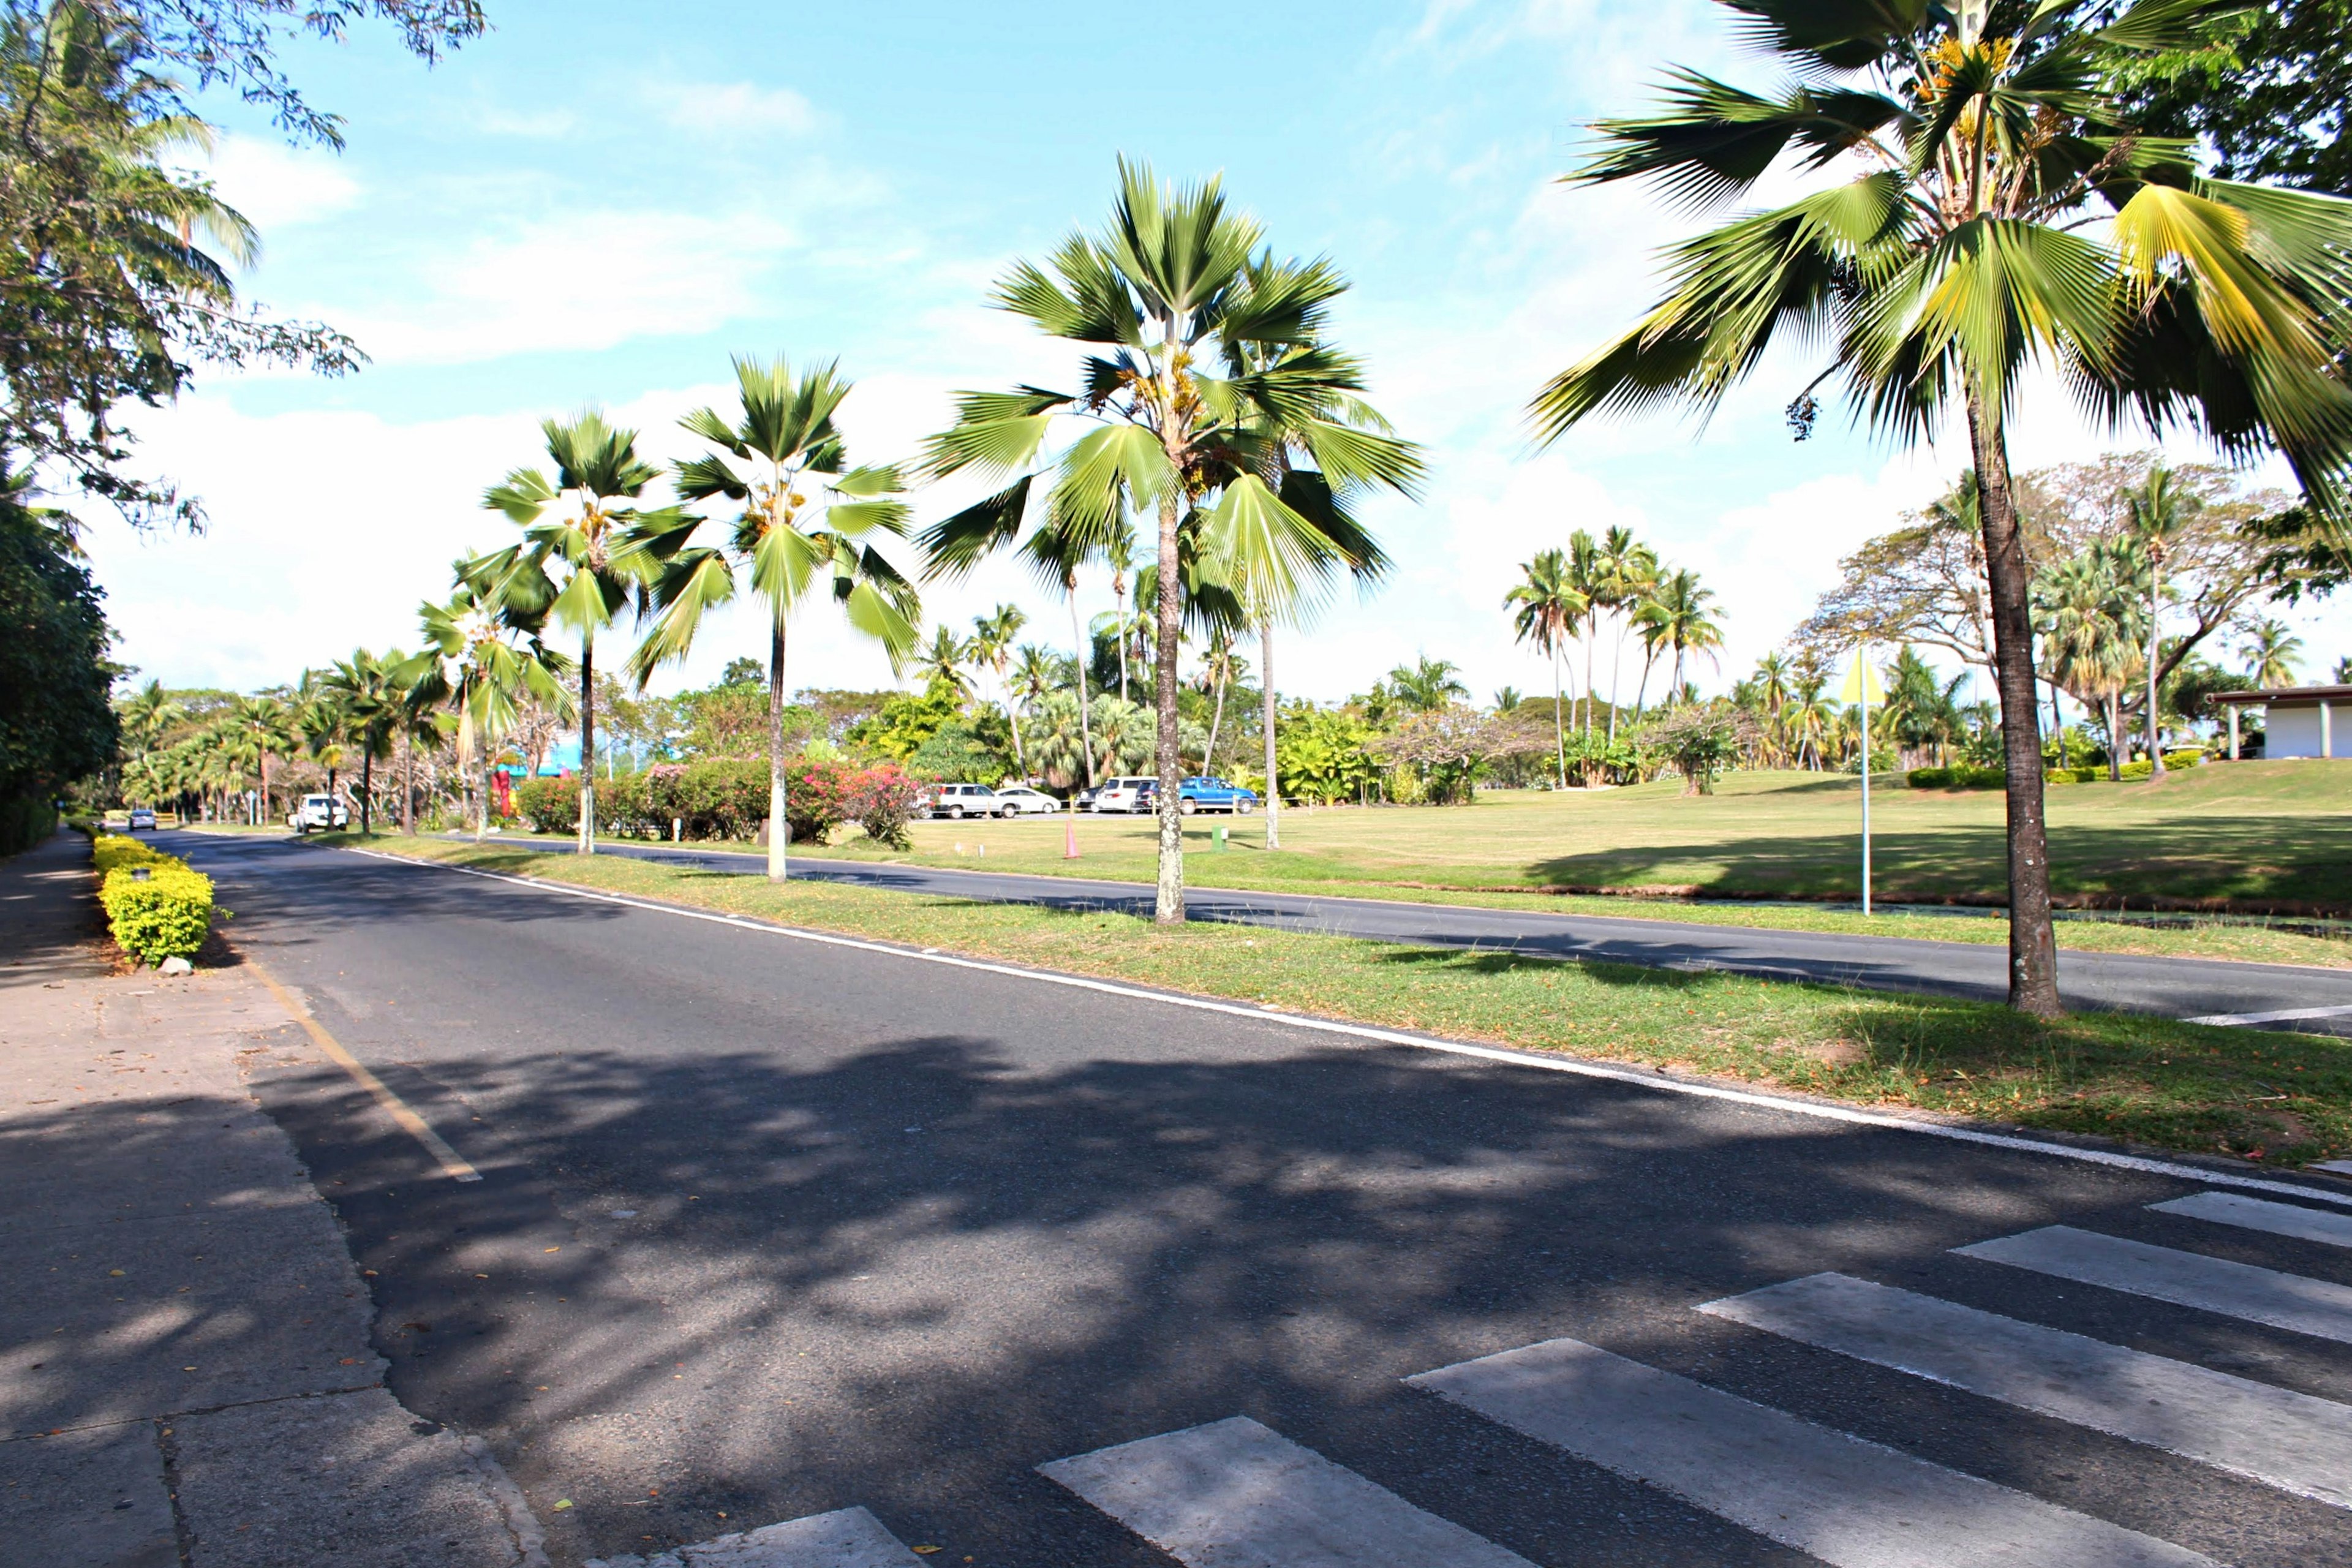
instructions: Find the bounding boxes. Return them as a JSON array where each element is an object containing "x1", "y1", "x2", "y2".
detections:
[
  {"x1": 2241, "y1": 619, "x2": 2305, "y2": 689},
  {"x1": 326, "y1": 649, "x2": 403, "y2": 834},
  {"x1": 1388, "y1": 655, "x2": 1469, "y2": 712},
  {"x1": 1595, "y1": 526, "x2": 1658, "y2": 744},
  {"x1": 1504, "y1": 546, "x2": 1585, "y2": 787},
  {"x1": 229, "y1": 695, "x2": 295, "y2": 824},
  {"x1": 1196, "y1": 629, "x2": 1247, "y2": 774},
  {"x1": 484, "y1": 410, "x2": 673, "y2": 856},
  {"x1": 920, "y1": 160, "x2": 1418, "y2": 922},
  {"x1": 914, "y1": 624, "x2": 975, "y2": 696},
  {"x1": 294, "y1": 671, "x2": 352, "y2": 812},
  {"x1": 399, "y1": 563, "x2": 575, "y2": 842},
  {"x1": 1528, "y1": 0, "x2": 2352, "y2": 1016},
  {"x1": 1565, "y1": 529, "x2": 1602, "y2": 733},
  {"x1": 1638, "y1": 568, "x2": 1723, "y2": 706},
  {"x1": 2035, "y1": 545, "x2": 2146, "y2": 780},
  {"x1": 118, "y1": 679, "x2": 183, "y2": 760},
  {"x1": 631, "y1": 355, "x2": 919, "y2": 880},
  {"x1": 2126, "y1": 466, "x2": 2199, "y2": 777},
  {"x1": 971, "y1": 604, "x2": 1030, "y2": 778}
]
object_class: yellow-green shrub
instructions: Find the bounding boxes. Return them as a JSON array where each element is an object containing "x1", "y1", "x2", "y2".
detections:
[{"x1": 92, "y1": 833, "x2": 215, "y2": 964}]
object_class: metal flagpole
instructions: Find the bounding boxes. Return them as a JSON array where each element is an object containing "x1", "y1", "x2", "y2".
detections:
[{"x1": 1859, "y1": 639, "x2": 1872, "y2": 917}]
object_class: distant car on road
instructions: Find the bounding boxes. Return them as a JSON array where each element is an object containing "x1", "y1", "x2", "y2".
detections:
[
  {"x1": 921, "y1": 783, "x2": 1019, "y2": 820},
  {"x1": 1088, "y1": 776, "x2": 1158, "y2": 813},
  {"x1": 126, "y1": 805, "x2": 157, "y2": 831},
  {"x1": 990, "y1": 785, "x2": 1063, "y2": 816},
  {"x1": 286, "y1": 793, "x2": 350, "y2": 834},
  {"x1": 1175, "y1": 776, "x2": 1258, "y2": 815}
]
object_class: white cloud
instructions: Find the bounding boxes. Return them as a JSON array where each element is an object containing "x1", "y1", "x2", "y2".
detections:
[
  {"x1": 202, "y1": 135, "x2": 362, "y2": 232},
  {"x1": 654, "y1": 81, "x2": 821, "y2": 137}
]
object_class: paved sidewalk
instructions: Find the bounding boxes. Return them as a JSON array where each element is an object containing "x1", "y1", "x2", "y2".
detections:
[{"x1": 0, "y1": 831, "x2": 542, "y2": 1568}]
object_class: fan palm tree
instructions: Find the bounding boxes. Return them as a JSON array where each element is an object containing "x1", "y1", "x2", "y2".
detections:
[
  {"x1": 2240, "y1": 618, "x2": 2304, "y2": 689},
  {"x1": 228, "y1": 695, "x2": 295, "y2": 824},
  {"x1": 2125, "y1": 466, "x2": 2199, "y2": 776},
  {"x1": 399, "y1": 562, "x2": 574, "y2": 842},
  {"x1": 971, "y1": 604, "x2": 1030, "y2": 778},
  {"x1": 630, "y1": 355, "x2": 919, "y2": 881},
  {"x1": 919, "y1": 159, "x2": 1418, "y2": 922},
  {"x1": 484, "y1": 410, "x2": 676, "y2": 856},
  {"x1": 294, "y1": 671, "x2": 353, "y2": 810},
  {"x1": 1529, "y1": 0, "x2": 2352, "y2": 1016},
  {"x1": 1504, "y1": 546, "x2": 1586, "y2": 787}
]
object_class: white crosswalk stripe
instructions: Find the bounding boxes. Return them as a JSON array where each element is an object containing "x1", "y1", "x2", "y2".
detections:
[
  {"x1": 1039, "y1": 1415, "x2": 1537, "y2": 1568},
  {"x1": 1958, "y1": 1225, "x2": 2352, "y2": 1343},
  {"x1": 2151, "y1": 1191, "x2": 2352, "y2": 1250},
  {"x1": 1699, "y1": 1271, "x2": 2352, "y2": 1509},
  {"x1": 584, "y1": 1507, "x2": 925, "y2": 1567},
  {"x1": 1407, "y1": 1335, "x2": 2215, "y2": 1568}
]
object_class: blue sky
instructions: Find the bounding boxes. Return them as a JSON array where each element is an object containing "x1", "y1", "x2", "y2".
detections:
[{"x1": 88, "y1": 0, "x2": 2351, "y2": 704}]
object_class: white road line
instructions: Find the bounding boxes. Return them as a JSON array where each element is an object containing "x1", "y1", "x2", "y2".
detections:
[
  {"x1": 2180, "y1": 1003, "x2": 2352, "y2": 1027},
  {"x1": 1700, "y1": 1272, "x2": 2352, "y2": 1509},
  {"x1": 1408, "y1": 1338, "x2": 2215, "y2": 1568},
  {"x1": 583, "y1": 1506, "x2": 924, "y2": 1567},
  {"x1": 2150, "y1": 1191, "x2": 2352, "y2": 1250},
  {"x1": 1957, "y1": 1227, "x2": 2352, "y2": 1344},
  {"x1": 1037, "y1": 1415, "x2": 1536, "y2": 1568},
  {"x1": 328, "y1": 845, "x2": 2352, "y2": 1210}
]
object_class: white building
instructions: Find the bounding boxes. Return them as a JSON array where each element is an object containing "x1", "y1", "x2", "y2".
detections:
[{"x1": 2211, "y1": 684, "x2": 2349, "y2": 760}]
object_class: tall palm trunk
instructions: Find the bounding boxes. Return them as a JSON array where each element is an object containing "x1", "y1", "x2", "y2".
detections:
[
  {"x1": 1633, "y1": 649, "x2": 1656, "y2": 717},
  {"x1": 1068, "y1": 582, "x2": 1096, "y2": 787},
  {"x1": 767, "y1": 617, "x2": 790, "y2": 881},
  {"x1": 258, "y1": 752, "x2": 271, "y2": 826},
  {"x1": 1261, "y1": 615, "x2": 1280, "y2": 850},
  {"x1": 1550, "y1": 648, "x2": 1566, "y2": 788},
  {"x1": 1581, "y1": 626, "x2": 1596, "y2": 736},
  {"x1": 401, "y1": 731, "x2": 416, "y2": 835},
  {"x1": 577, "y1": 637, "x2": 597, "y2": 854},
  {"x1": 358, "y1": 752, "x2": 372, "y2": 834},
  {"x1": 1114, "y1": 575, "x2": 1131, "y2": 704},
  {"x1": 2106, "y1": 692, "x2": 2125, "y2": 781},
  {"x1": 1964, "y1": 388, "x2": 2060, "y2": 1019},
  {"x1": 2145, "y1": 556, "x2": 2165, "y2": 780},
  {"x1": 1607, "y1": 611, "x2": 1626, "y2": 744},
  {"x1": 1152, "y1": 489, "x2": 1185, "y2": 924},
  {"x1": 1204, "y1": 674, "x2": 1227, "y2": 775}
]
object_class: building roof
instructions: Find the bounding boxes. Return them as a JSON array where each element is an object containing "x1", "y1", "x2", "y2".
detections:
[{"x1": 2209, "y1": 684, "x2": 2352, "y2": 706}]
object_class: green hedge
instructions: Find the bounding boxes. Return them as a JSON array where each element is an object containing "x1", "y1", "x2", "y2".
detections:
[
  {"x1": 0, "y1": 793, "x2": 56, "y2": 854},
  {"x1": 1906, "y1": 764, "x2": 2005, "y2": 790},
  {"x1": 92, "y1": 832, "x2": 216, "y2": 965},
  {"x1": 515, "y1": 759, "x2": 922, "y2": 846}
]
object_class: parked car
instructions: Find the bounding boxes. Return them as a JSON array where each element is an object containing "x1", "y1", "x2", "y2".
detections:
[
  {"x1": 126, "y1": 805, "x2": 157, "y2": 831},
  {"x1": 1088, "y1": 776, "x2": 1159, "y2": 813},
  {"x1": 991, "y1": 785, "x2": 1063, "y2": 816},
  {"x1": 1073, "y1": 783, "x2": 1104, "y2": 812},
  {"x1": 285, "y1": 793, "x2": 350, "y2": 834},
  {"x1": 921, "y1": 782, "x2": 1018, "y2": 820},
  {"x1": 1175, "y1": 776, "x2": 1258, "y2": 815}
]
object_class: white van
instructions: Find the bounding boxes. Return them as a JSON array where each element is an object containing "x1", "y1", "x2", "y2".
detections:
[{"x1": 1088, "y1": 777, "x2": 1158, "y2": 813}]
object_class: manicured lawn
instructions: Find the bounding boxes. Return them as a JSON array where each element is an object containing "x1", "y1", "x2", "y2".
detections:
[{"x1": 333, "y1": 833, "x2": 2352, "y2": 1170}]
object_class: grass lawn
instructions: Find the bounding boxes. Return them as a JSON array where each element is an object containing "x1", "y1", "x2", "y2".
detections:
[{"x1": 331, "y1": 832, "x2": 2352, "y2": 1170}]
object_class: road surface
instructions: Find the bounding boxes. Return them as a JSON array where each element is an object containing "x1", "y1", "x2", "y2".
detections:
[{"x1": 172, "y1": 831, "x2": 2352, "y2": 1567}]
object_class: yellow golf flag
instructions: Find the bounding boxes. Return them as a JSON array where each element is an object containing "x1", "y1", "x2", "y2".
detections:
[{"x1": 1839, "y1": 658, "x2": 1886, "y2": 706}]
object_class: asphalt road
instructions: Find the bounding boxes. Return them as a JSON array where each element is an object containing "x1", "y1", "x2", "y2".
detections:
[
  {"x1": 469, "y1": 832, "x2": 2352, "y2": 1035},
  {"x1": 175, "y1": 831, "x2": 2352, "y2": 1567}
]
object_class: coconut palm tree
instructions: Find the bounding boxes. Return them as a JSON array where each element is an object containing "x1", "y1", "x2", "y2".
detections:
[
  {"x1": 118, "y1": 680, "x2": 183, "y2": 761},
  {"x1": 1596, "y1": 526, "x2": 1659, "y2": 743},
  {"x1": 913, "y1": 624, "x2": 976, "y2": 696},
  {"x1": 1528, "y1": 0, "x2": 2352, "y2": 1016},
  {"x1": 971, "y1": 604, "x2": 1030, "y2": 778},
  {"x1": 630, "y1": 355, "x2": 921, "y2": 881},
  {"x1": 1389, "y1": 655, "x2": 1470, "y2": 713},
  {"x1": 2125, "y1": 466, "x2": 2199, "y2": 777},
  {"x1": 1504, "y1": 546, "x2": 1585, "y2": 787},
  {"x1": 1638, "y1": 568, "x2": 1723, "y2": 706},
  {"x1": 399, "y1": 562, "x2": 575, "y2": 842},
  {"x1": 1564, "y1": 529, "x2": 1603, "y2": 733},
  {"x1": 919, "y1": 159, "x2": 1419, "y2": 922},
  {"x1": 484, "y1": 410, "x2": 674, "y2": 856},
  {"x1": 2240, "y1": 619, "x2": 2305, "y2": 689}
]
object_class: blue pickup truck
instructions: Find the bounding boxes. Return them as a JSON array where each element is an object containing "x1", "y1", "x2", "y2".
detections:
[{"x1": 1147, "y1": 775, "x2": 1258, "y2": 815}]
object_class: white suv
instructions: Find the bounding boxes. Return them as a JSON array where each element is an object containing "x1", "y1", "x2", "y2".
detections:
[
  {"x1": 1088, "y1": 776, "x2": 1158, "y2": 813},
  {"x1": 286, "y1": 793, "x2": 350, "y2": 834},
  {"x1": 922, "y1": 783, "x2": 1016, "y2": 820}
]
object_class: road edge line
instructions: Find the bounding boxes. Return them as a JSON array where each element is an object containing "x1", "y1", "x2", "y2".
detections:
[{"x1": 333, "y1": 843, "x2": 2352, "y2": 1211}]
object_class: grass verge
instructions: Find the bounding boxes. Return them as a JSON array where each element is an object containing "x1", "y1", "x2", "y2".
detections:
[{"x1": 334, "y1": 832, "x2": 2352, "y2": 1170}]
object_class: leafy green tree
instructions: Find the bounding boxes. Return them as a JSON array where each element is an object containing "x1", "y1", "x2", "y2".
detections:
[
  {"x1": 632, "y1": 355, "x2": 920, "y2": 881},
  {"x1": 1504, "y1": 546, "x2": 1585, "y2": 786},
  {"x1": 2113, "y1": 0, "x2": 2352, "y2": 193},
  {"x1": 921, "y1": 160, "x2": 1417, "y2": 922},
  {"x1": 0, "y1": 477, "x2": 112, "y2": 842},
  {"x1": 1530, "y1": 0, "x2": 2352, "y2": 1016}
]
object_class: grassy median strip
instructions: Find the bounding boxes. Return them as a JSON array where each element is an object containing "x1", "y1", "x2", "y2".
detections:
[{"x1": 334, "y1": 832, "x2": 2351, "y2": 1169}]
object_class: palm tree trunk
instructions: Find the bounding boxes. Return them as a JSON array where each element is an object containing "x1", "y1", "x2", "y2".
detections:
[
  {"x1": 258, "y1": 752, "x2": 271, "y2": 827},
  {"x1": 2106, "y1": 693, "x2": 2124, "y2": 781},
  {"x1": 1965, "y1": 387, "x2": 2060, "y2": 1018},
  {"x1": 578, "y1": 637, "x2": 597, "y2": 854},
  {"x1": 1068, "y1": 584, "x2": 1096, "y2": 788},
  {"x1": 401, "y1": 731, "x2": 416, "y2": 834},
  {"x1": 1607, "y1": 613, "x2": 1626, "y2": 744},
  {"x1": 1551, "y1": 648, "x2": 1566, "y2": 788},
  {"x1": 358, "y1": 752, "x2": 372, "y2": 834},
  {"x1": 1152, "y1": 489, "x2": 1185, "y2": 924},
  {"x1": 1114, "y1": 578, "x2": 1130, "y2": 704},
  {"x1": 2145, "y1": 561, "x2": 2165, "y2": 779},
  {"x1": 1204, "y1": 674, "x2": 1227, "y2": 775},
  {"x1": 1581, "y1": 626, "x2": 1596, "y2": 736},
  {"x1": 1261, "y1": 616, "x2": 1280, "y2": 850},
  {"x1": 767, "y1": 616, "x2": 790, "y2": 881}
]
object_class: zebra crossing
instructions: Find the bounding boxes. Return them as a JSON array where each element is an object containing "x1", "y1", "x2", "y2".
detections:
[{"x1": 631, "y1": 1188, "x2": 2352, "y2": 1566}]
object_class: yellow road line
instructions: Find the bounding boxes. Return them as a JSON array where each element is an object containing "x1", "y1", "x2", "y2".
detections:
[{"x1": 246, "y1": 955, "x2": 483, "y2": 1183}]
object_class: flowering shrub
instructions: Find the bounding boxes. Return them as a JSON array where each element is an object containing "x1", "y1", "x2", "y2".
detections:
[
  {"x1": 845, "y1": 762, "x2": 922, "y2": 848},
  {"x1": 92, "y1": 832, "x2": 215, "y2": 964}
]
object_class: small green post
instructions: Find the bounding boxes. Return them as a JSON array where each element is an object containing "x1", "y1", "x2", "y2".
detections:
[{"x1": 1214, "y1": 823, "x2": 1227, "y2": 851}]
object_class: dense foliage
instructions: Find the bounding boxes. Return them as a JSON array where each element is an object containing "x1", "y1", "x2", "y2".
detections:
[
  {"x1": 92, "y1": 828, "x2": 212, "y2": 961},
  {"x1": 1, "y1": 479, "x2": 114, "y2": 848}
]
